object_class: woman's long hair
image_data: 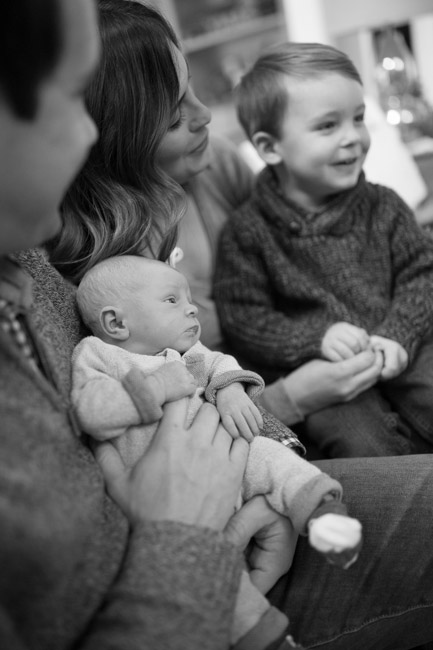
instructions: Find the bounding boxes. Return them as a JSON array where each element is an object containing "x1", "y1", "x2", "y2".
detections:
[{"x1": 48, "y1": 0, "x2": 184, "y2": 283}]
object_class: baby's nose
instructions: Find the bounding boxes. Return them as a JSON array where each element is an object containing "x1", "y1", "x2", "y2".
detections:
[{"x1": 187, "y1": 303, "x2": 198, "y2": 316}]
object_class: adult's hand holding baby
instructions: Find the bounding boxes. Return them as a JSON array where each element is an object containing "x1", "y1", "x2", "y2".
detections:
[
  {"x1": 224, "y1": 495, "x2": 297, "y2": 594},
  {"x1": 95, "y1": 398, "x2": 249, "y2": 530}
]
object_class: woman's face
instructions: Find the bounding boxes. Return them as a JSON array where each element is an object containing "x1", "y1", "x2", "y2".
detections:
[{"x1": 155, "y1": 46, "x2": 212, "y2": 185}]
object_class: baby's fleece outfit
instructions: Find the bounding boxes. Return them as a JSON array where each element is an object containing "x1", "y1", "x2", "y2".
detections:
[{"x1": 72, "y1": 336, "x2": 346, "y2": 645}]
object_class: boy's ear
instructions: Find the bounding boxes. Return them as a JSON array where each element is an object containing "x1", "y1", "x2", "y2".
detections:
[
  {"x1": 251, "y1": 131, "x2": 282, "y2": 166},
  {"x1": 100, "y1": 306, "x2": 130, "y2": 341}
]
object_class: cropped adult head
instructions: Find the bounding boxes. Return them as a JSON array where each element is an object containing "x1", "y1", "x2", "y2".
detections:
[
  {"x1": 0, "y1": 0, "x2": 99, "y2": 257},
  {"x1": 49, "y1": 0, "x2": 192, "y2": 283}
]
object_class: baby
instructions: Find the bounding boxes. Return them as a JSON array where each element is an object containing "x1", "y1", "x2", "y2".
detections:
[{"x1": 72, "y1": 254, "x2": 362, "y2": 647}]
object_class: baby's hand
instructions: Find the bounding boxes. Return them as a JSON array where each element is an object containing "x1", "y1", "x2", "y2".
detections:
[
  {"x1": 369, "y1": 335, "x2": 408, "y2": 380},
  {"x1": 153, "y1": 362, "x2": 197, "y2": 403},
  {"x1": 216, "y1": 383, "x2": 263, "y2": 442},
  {"x1": 308, "y1": 513, "x2": 363, "y2": 569},
  {"x1": 321, "y1": 322, "x2": 370, "y2": 362}
]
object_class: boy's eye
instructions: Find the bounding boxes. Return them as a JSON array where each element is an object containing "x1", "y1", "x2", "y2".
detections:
[
  {"x1": 165, "y1": 296, "x2": 176, "y2": 304},
  {"x1": 355, "y1": 113, "x2": 365, "y2": 124}
]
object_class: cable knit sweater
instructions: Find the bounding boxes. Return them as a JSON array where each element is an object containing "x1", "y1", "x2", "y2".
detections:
[{"x1": 214, "y1": 168, "x2": 433, "y2": 374}]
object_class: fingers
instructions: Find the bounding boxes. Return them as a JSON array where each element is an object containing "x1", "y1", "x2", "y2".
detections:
[
  {"x1": 220, "y1": 414, "x2": 240, "y2": 439},
  {"x1": 323, "y1": 323, "x2": 370, "y2": 361},
  {"x1": 328, "y1": 341, "x2": 356, "y2": 361},
  {"x1": 221, "y1": 407, "x2": 261, "y2": 442},
  {"x1": 247, "y1": 403, "x2": 263, "y2": 433},
  {"x1": 187, "y1": 401, "x2": 227, "y2": 446},
  {"x1": 224, "y1": 496, "x2": 274, "y2": 548},
  {"x1": 93, "y1": 440, "x2": 127, "y2": 505},
  {"x1": 339, "y1": 348, "x2": 377, "y2": 373},
  {"x1": 157, "y1": 397, "x2": 190, "y2": 430}
]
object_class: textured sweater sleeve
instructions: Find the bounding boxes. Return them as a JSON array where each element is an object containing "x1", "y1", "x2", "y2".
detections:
[
  {"x1": 372, "y1": 194, "x2": 433, "y2": 360},
  {"x1": 190, "y1": 341, "x2": 264, "y2": 404},
  {"x1": 0, "y1": 485, "x2": 243, "y2": 650},
  {"x1": 71, "y1": 338, "x2": 143, "y2": 439},
  {"x1": 78, "y1": 522, "x2": 243, "y2": 650},
  {"x1": 215, "y1": 214, "x2": 327, "y2": 370}
]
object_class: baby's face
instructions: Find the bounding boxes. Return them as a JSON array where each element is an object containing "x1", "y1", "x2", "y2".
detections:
[{"x1": 122, "y1": 262, "x2": 201, "y2": 355}]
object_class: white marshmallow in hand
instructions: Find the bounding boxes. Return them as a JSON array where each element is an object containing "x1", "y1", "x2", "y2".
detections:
[{"x1": 308, "y1": 513, "x2": 363, "y2": 569}]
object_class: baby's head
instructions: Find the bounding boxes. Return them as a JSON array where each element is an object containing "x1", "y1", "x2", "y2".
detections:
[
  {"x1": 77, "y1": 255, "x2": 201, "y2": 355},
  {"x1": 235, "y1": 42, "x2": 370, "y2": 209}
]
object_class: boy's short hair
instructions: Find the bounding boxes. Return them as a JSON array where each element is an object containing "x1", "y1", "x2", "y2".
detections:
[
  {"x1": 0, "y1": 0, "x2": 62, "y2": 119},
  {"x1": 235, "y1": 42, "x2": 362, "y2": 140}
]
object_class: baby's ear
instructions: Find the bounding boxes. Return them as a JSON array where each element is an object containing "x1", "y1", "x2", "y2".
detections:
[
  {"x1": 251, "y1": 131, "x2": 282, "y2": 166},
  {"x1": 100, "y1": 306, "x2": 130, "y2": 341}
]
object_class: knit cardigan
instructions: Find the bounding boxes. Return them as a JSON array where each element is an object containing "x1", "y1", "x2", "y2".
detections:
[{"x1": 214, "y1": 167, "x2": 433, "y2": 374}]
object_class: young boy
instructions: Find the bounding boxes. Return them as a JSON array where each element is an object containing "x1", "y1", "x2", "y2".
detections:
[
  {"x1": 214, "y1": 41, "x2": 433, "y2": 459},
  {"x1": 72, "y1": 254, "x2": 362, "y2": 647}
]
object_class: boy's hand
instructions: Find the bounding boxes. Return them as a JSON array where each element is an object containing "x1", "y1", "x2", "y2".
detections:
[
  {"x1": 153, "y1": 361, "x2": 197, "y2": 402},
  {"x1": 369, "y1": 335, "x2": 408, "y2": 380},
  {"x1": 216, "y1": 383, "x2": 263, "y2": 442},
  {"x1": 321, "y1": 322, "x2": 370, "y2": 361}
]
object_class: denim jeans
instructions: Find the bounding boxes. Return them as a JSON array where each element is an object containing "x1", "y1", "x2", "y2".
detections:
[
  {"x1": 303, "y1": 341, "x2": 433, "y2": 458},
  {"x1": 269, "y1": 455, "x2": 433, "y2": 649}
]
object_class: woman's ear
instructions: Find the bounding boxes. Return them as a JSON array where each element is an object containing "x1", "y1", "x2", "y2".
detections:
[
  {"x1": 100, "y1": 306, "x2": 130, "y2": 341},
  {"x1": 251, "y1": 131, "x2": 282, "y2": 166}
]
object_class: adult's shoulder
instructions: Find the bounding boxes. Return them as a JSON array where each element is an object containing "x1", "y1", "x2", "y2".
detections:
[{"x1": 15, "y1": 247, "x2": 86, "y2": 347}]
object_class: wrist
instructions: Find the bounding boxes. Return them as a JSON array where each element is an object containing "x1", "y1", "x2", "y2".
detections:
[{"x1": 279, "y1": 375, "x2": 307, "y2": 421}]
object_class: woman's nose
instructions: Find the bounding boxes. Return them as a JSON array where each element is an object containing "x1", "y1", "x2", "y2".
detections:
[{"x1": 189, "y1": 97, "x2": 212, "y2": 131}]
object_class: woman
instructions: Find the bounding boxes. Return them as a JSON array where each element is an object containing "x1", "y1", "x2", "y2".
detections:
[{"x1": 48, "y1": 0, "x2": 383, "y2": 435}]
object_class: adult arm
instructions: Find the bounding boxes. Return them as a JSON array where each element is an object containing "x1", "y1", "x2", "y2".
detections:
[
  {"x1": 259, "y1": 351, "x2": 383, "y2": 425},
  {"x1": 0, "y1": 390, "x2": 248, "y2": 650},
  {"x1": 90, "y1": 399, "x2": 250, "y2": 650}
]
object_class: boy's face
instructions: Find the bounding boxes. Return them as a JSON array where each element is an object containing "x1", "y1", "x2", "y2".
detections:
[
  {"x1": 274, "y1": 73, "x2": 370, "y2": 211},
  {"x1": 123, "y1": 263, "x2": 201, "y2": 355},
  {"x1": 0, "y1": 0, "x2": 100, "y2": 255}
]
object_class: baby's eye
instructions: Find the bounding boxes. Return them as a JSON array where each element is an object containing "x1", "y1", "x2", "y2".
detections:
[
  {"x1": 317, "y1": 120, "x2": 335, "y2": 132},
  {"x1": 164, "y1": 296, "x2": 177, "y2": 304},
  {"x1": 354, "y1": 113, "x2": 365, "y2": 124}
]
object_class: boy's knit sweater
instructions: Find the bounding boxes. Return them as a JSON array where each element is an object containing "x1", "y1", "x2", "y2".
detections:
[{"x1": 214, "y1": 167, "x2": 433, "y2": 374}]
